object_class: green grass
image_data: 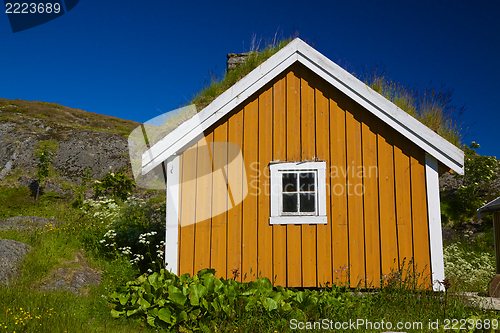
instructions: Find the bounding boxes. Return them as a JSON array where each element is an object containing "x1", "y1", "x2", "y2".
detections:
[
  {"x1": 0, "y1": 288, "x2": 151, "y2": 333},
  {"x1": 0, "y1": 187, "x2": 70, "y2": 219},
  {"x1": 190, "y1": 39, "x2": 291, "y2": 112},
  {"x1": 34, "y1": 140, "x2": 60, "y2": 154},
  {"x1": 365, "y1": 76, "x2": 462, "y2": 147},
  {"x1": 0, "y1": 255, "x2": 151, "y2": 333},
  {"x1": 1, "y1": 186, "x2": 498, "y2": 332},
  {"x1": 0, "y1": 187, "x2": 152, "y2": 332}
]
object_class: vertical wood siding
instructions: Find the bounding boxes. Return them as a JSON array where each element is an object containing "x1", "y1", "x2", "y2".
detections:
[
  {"x1": 494, "y1": 212, "x2": 500, "y2": 274},
  {"x1": 227, "y1": 107, "x2": 244, "y2": 281},
  {"x1": 258, "y1": 86, "x2": 274, "y2": 281},
  {"x1": 272, "y1": 74, "x2": 287, "y2": 286},
  {"x1": 346, "y1": 99, "x2": 365, "y2": 287},
  {"x1": 210, "y1": 122, "x2": 228, "y2": 278},
  {"x1": 194, "y1": 132, "x2": 213, "y2": 273},
  {"x1": 176, "y1": 63, "x2": 432, "y2": 288},
  {"x1": 330, "y1": 87, "x2": 349, "y2": 285},
  {"x1": 315, "y1": 76, "x2": 333, "y2": 287},
  {"x1": 361, "y1": 111, "x2": 381, "y2": 288},
  {"x1": 300, "y1": 67, "x2": 317, "y2": 287},
  {"x1": 286, "y1": 65, "x2": 303, "y2": 287}
]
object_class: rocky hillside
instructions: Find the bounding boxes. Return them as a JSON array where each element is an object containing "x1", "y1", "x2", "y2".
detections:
[
  {"x1": 1, "y1": 98, "x2": 499, "y2": 204},
  {"x1": 0, "y1": 99, "x2": 140, "y2": 195}
]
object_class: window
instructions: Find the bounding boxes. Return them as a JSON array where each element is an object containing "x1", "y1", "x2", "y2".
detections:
[{"x1": 269, "y1": 161, "x2": 327, "y2": 224}]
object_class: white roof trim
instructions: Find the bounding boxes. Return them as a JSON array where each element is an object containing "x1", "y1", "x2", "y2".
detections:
[
  {"x1": 477, "y1": 196, "x2": 500, "y2": 219},
  {"x1": 142, "y1": 38, "x2": 464, "y2": 175}
]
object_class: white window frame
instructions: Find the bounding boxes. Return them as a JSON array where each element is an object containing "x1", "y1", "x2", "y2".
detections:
[{"x1": 269, "y1": 161, "x2": 327, "y2": 224}]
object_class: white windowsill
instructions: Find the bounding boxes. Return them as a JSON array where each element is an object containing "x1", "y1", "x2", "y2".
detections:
[{"x1": 269, "y1": 216, "x2": 327, "y2": 225}]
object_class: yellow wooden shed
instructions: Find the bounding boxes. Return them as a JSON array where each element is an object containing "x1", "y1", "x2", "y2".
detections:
[{"x1": 142, "y1": 38, "x2": 464, "y2": 291}]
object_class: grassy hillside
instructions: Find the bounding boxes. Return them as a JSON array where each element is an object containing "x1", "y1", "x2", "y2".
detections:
[
  {"x1": 0, "y1": 98, "x2": 142, "y2": 191},
  {"x1": 0, "y1": 98, "x2": 140, "y2": 137}
]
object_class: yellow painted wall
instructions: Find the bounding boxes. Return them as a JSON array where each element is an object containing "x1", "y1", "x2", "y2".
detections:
[{"x1": 177, "y1": 63, "x2": 431, "y2": 288}]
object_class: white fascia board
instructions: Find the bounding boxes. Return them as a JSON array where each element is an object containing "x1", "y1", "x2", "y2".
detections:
[
  {"x1": 142, "y1": 38, "x2": 464, "y2": 175},
  {"x1": 425, "y1": 154, "x2": 445, "y2": 292},
  {"x1": 294, "y1": 40, "x2": 464, "y2": 174},
  {"x1": 142, "y1": 40, "x2": 301, "y2": 175}
]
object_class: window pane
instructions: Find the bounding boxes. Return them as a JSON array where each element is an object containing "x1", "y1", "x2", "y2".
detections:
[
  {"x1": 300, "y1": 193, "x2": 315, "y2": 212},
  {"x1": 299, "y1": 172, "x2": 315, "y2": 192},
  {"x1": 282, "y1": 173, "x2": 297, "y2": 192},
  {"x1": 283, "y1": 193, "x2": 298, "y2": 212}
]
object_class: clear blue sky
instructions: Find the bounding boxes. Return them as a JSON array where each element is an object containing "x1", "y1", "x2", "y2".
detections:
[{"x1": 1, "y1": 1, "x2": 499, "y2": 157}]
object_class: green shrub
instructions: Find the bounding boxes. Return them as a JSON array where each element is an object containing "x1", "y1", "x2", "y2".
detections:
[
  {"x1": 92, "y1": 169, "x2": 136, "y2": 202},
  {"x1": 34, "y1": 148, "x2": 53, "y2": 203},
  {"x1": 79, "y1": 196, "x2": 165, "y2": 274},
  {"x1": 111, "y1": 264, "x2": 490, "y2": 332},
  {"x1": 455, "y1": 142, "x2": 500, "y2": 212},
  {"x1": 442, "y1": 142, "x2": 500, "y2": 222},
  {"x1": 78, "y1": 197, "x2": 123, "y2": 254}
]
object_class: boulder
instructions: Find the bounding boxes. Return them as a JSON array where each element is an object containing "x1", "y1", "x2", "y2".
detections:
[
  {"x1": 39, "y1": 252, "x2": 101, "y2": 295},
  {"x1": 0, "y1": 239, "x2": 32, "y2": 286}
]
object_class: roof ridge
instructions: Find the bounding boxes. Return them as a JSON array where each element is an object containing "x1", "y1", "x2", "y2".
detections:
[{"x1": 142, "y1": 38, "x2": 464, "y2": 175}]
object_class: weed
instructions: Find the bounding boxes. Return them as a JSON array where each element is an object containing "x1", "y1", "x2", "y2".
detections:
[
  {"x1": 360, "y1": 67, "x2": 463, "y2": 147},
  {"x1": 34, "y1": 148, "x2": 53, "y2": 204}
]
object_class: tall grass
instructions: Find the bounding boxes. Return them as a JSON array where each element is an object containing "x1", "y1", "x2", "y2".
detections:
[
  {"x1": 442, "y1": 225, "x2": 496, "y2": 294},
  {"x1": 190, "y1": 38, "x2": 291, "y2": 111},
  {"x1": 0, "y1": 187, "x2": 149, "y2": 332},
  {"x1": 360, "y1": 65, "x2": 464, "y2": 147}
]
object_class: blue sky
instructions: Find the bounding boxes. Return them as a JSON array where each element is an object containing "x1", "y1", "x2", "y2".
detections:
[{"x1": 1, "y1": 1, "x2": 499, "y2": 157}]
